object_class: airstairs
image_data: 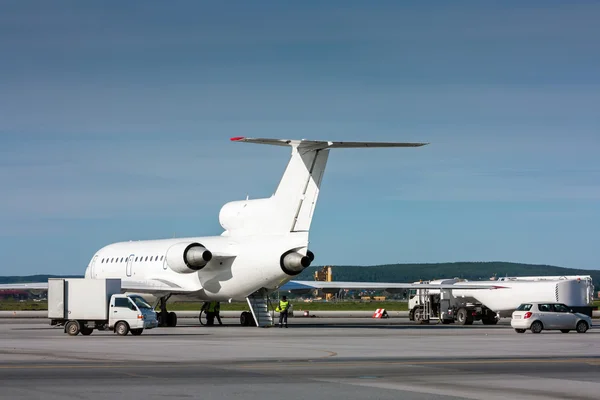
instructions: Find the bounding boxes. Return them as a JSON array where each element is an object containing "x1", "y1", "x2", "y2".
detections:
[{"x1": 246, "y1": 289, "x2": 274, "y2": 327}]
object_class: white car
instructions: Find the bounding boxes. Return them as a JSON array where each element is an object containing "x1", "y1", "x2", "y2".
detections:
[{"x1": 511, "y1": 302, "x2": 592, "y2": 334}]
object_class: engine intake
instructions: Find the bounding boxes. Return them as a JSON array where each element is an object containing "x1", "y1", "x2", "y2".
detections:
[
  {"x1": 166, "y1": 242, "x2": 213, "y2": 274},
  {"x1": 280, "y1": 250, "x2": 313, "y2": 276}
]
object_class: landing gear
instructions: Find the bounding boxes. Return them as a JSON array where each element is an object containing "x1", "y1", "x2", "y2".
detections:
[
  {"x1": 240, "y1": 311, "x2": 255, "y2": 326},
  {"x1": 157, "y1": 295, "x2": 177, "y2": 327}
]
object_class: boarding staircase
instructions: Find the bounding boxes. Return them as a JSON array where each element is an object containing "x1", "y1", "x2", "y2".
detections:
[{"x1": 246, "y1": 289, "x2": 274, "y2": 327}]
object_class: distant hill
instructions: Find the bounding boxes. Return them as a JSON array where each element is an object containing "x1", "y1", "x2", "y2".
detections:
[{"x1": 1, "y1": 263, "x2": 598, "y2": 291}]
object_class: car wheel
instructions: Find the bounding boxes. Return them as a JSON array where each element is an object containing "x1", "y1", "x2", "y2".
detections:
[
  {"x1": 514, "y1": 329, "x2": 526, "y2": 333},
  {"x1": 576, "y1": 321, "x2": 588, "y2": 334},
  {"x1": 530, "y1": 321, "x2": 543, "y2": 334},
  {"x1": 560, "y1": 329, "x2": 570, "y2": 333}
]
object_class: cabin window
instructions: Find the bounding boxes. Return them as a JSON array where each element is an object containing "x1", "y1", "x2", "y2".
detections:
[
  {"x1": 120, "y1": 257, "x2": 124, "y2": 262},
  {"x1": 135, "y1": 257, "x2": 139, "y2": 262},
  {"x1": 101, "y1": 259, "x2": 104, "y2": 263},
  {"x1": 145, "y1": 256, "x2": 148, "y2": 261},
  {"x1": 160, "y1": 256, "x2": 164, "y2": 261}
]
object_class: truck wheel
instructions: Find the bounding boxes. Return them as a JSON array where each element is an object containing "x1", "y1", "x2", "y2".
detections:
[
  {"x1": 80, "y1": 327, "x2": 93, "y2": 336},
  {"x1": 530, "y1": 321, "x2": 543, "y2": 334},
  {"x1": 576, "y1": 321, "x2": 588, "y2": 334},
  {"x1": 130, "y1": 329, "x2": 143, "y2": 336},
  {"x1": 482, "y1": 315, "x2": 498, "y2": 325},
  {"x1": 115, "y1": 321, "x2": 129, "y2": 336},
  {"x1": 456, "y1": 308, "x2": 468, "y2": 325},
  {"x1": 66, "y1": 321, "x2": 80, "y2": 336}
]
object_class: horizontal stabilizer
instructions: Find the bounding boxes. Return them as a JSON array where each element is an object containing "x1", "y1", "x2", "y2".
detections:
[{"x1": 231, "y1": 137, "x2": 428, "y2": 150}]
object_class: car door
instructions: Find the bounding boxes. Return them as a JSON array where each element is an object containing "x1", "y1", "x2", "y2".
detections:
[
  {"x1": 537, "y1": 303, "x2": 557, "y2": 328},
  {"x1": 552, "y1": 303, "x2": 576, "y2": 329}
]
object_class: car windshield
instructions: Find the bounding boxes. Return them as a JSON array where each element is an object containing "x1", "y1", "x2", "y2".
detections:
[
  {"x1": 129, "y1": 296, "x2": 153, "y2": 310},
  {"x1": 516, "y1": 304, "x2": 532, "y2": 311}
]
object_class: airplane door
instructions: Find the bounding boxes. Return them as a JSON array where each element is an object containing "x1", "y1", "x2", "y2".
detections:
[
  {"x1": 126, "y1": 254, "x2": 134, "y2": 277},
  {"x1": 89, "y1": 255, "x2": 98, "y2": 278}
]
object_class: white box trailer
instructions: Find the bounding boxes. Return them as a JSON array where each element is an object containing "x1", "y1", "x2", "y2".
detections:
[
  {"x1": 48, "y1": 278, "x2": 159, "y2": 336},
  {"x1": 408, "y1": 276, "x2": 594, "y2": 325}
]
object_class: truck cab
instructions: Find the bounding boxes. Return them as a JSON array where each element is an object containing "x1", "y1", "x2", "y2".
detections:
[{"x1": 109, "y1": 294, "x2": 159, "y2": 335}]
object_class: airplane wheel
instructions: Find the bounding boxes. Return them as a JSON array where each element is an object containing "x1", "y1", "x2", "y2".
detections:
[
  {"x1": 240, "y1": 311, "x2": 254, "y2": 326},
  {"x1": 167, "y1": 312, "x2": 177, "y2": 327}
]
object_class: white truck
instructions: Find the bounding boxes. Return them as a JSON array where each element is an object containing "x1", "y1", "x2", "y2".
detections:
[
  {"x1": 48, "y1": 278, "x2": 159, "y2": 336},
  {"x1": 408, "y1": 276, "x2": 594, "y2": 325}
]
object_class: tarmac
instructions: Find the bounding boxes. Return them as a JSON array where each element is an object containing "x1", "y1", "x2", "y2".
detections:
[{"x1": 1, "y1": 317, "x2": 599, "y2": 400}]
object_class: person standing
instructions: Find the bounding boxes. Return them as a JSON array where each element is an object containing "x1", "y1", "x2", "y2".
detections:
[
  {"x1": 278, "y1": 296, "x2": 290, "y2": 328},
  {"x1": 214, "y1": 301, "x2": 223, "y2": 325}
]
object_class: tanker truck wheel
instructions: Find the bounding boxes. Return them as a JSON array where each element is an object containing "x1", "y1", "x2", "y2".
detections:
[{"x1": 456, "y1": 308, "x2": 469, "y2": 325}]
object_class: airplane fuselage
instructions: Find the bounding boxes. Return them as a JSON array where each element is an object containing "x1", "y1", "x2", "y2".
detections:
[{"x1": 84, "y1": 232, "x2": 309, "y2": 301}]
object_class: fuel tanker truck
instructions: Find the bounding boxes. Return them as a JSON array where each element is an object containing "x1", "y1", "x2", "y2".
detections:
[{"x1": 408, "y1": 275, "x2": 594, "y2": 325}]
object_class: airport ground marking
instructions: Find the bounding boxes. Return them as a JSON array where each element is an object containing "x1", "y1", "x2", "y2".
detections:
[{"x1": 237, "y1": 357, "x2": 600, "y2": 369}]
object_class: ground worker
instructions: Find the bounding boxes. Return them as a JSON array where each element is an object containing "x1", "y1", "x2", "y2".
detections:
[
  {"x1": 277, "y1": 296, "x2": 290, "y2": 328},
  {"x1": 202, "y1": 301, "x2": 221, "y2": 326},
  {"x1": 214, "y1": 301, "x2": 222, "y2": 325}
]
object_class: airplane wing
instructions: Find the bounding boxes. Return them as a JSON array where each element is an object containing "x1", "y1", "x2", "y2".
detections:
[
  {"x1": 0, "y1": 279, "x2": 195, "y2": 295},
  {"x1": 283, "y1": 280, "x2": 507, "y2": 292},
  {"x1": 0, "y1": 282, "x2": 50, "y2": 290}
]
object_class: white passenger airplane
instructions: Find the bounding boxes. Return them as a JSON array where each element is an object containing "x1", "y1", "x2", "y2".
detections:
[{"x1": 1, "y1": 137, "x2": 505, "y2": 327}]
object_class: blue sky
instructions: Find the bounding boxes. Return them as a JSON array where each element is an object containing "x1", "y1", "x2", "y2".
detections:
[{"x1": 1, "y1": 1, "x2": 599, "y2": 275}]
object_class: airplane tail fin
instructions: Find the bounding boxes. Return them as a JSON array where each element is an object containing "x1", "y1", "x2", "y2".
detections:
[{"x1": 220, "y1": 137, "x2": 427, "y2": 237}]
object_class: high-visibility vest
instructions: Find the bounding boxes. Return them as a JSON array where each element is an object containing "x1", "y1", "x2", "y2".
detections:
[
  {"x1": 278, "y1": 300, "x2": 289, "y2": 312},
  {"x1": 208, "y1": 301, "x2": 218, "y2": 312}
]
